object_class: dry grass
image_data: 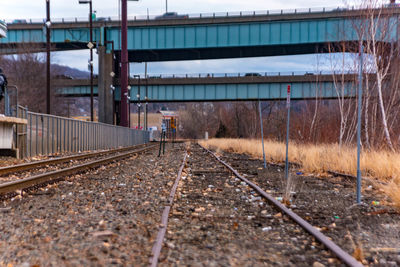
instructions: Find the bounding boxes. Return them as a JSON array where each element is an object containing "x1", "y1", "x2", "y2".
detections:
[{"x1": 199, "y1": 138, "x2": 400, "y2": 208}]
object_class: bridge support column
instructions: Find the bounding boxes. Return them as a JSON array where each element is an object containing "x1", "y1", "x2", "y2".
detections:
[{"x1": 98, "y1": 46, "x2": 114, "y2": 124}]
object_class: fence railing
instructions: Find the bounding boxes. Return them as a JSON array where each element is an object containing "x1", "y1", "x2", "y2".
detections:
[
  {"x1": 15, "y1": 106, "x2": 149, "y2": 158},
  {"x1": 134, "y1": 70, "x2": 358, "y2": 79},
  {"x1": 5, "y1": 5, "x2": 388, "y2": 25}
]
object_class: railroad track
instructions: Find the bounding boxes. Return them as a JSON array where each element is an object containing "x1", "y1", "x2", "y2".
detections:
[
  {"x1": 0, "y1": 144, "x2": 148, "y2": 177},
  {"x1": 150, "y1": 143, "x2": 363, "y2": 267},
  {"x1": 0, "y1": 144, "x2": 156, "y2": 198}
]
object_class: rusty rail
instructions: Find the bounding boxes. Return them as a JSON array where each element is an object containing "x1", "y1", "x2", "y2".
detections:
[
  {"x1": 0, "y1": 145, "x2": 156, "y2": 196},
  {"x1": 0, "y1": 144, "x2": 146, "y2": 176},
  {"x1": 199, "y1": 144, "x2": 363, "y2": 267},
  {"x1": 149, "y1": 150, "x2": 188, "y2": 267}
]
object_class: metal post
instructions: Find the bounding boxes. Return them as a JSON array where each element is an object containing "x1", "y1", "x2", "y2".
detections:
[
  {"x1": 56, "y1": 117, "x2": 59, "y2": 152},
  {"x1": 52, "y1": 116, "x2": 54, "y2": 154},
  {"x1": 120, "y1": 0, "x2": 129, "y2": 127},
  {"x1": 285, "y1": 85, "x2": 291, "y2": 180},
  {"x1": 258, "y1": 100, "x2": 267, "y2": 168},
  {"x1": 47, "y1": 116, "x2": 50, "y2": 154},
  {"x1": 138, "y1": 76, "x2": 141, "y2": 129},
  {"x1": 145, "y1": 62, "x2": 148, "y2": 130},
  {"x1": 46, "y1": 0, "x2": 51, "y2": 114},
  {"x1": 29, "y1": 113, "x2": 32, "y2": 157},
  {"x1": 128, "y1": 97, "x2": 131, "y2": 127},
  {"x1": 158, "y1": 130, "x2": 163, "y2": 157},
  {"x1": 63, "y1": 119, "x2": 66, "y2": 152},
  {"x1": 89, "y1": 1, "x2": 94, "y2": 121},
  {"x1": 36, "y1": 115, "x2": 39, "y2": 156},
  {"x1": 166, "y1": 0, "x2": 168, "y2": 12},
  {"x1": 41, "y1": 116, "x2": 44, "y2": 154},
  {"x1": 356, "y1": 43, "x2": 363, "y2": 204}
]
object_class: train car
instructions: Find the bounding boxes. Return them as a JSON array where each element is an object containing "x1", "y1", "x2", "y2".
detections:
[{"x1": 0, "y1": 20, "x2": 7, "y2": 39}]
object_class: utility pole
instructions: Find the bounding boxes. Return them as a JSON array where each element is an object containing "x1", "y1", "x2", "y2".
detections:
[
  {"x1": 120, "y1": 0, "x2": 139, "y2": 127},
  {"x1": 89, "y1": 0, "x2": 93, "y2": 122},
  {"x1": 120, "y1": 0, "x2": 129, "y2": 127},
  {"x1": 46, "y1": 0, "x2": 51, "y2": 114}
]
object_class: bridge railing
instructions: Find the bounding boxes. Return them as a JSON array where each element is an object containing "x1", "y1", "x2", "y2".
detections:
[
  {"x1": 135, "y1": 70, "x2": 357, "y2": 79},
  {"x1": 5, "y1": 5, "x2": 385, "y2": 25},
  {"x1": 14, "y1": 106, "x2": 149, "y2": 158}
]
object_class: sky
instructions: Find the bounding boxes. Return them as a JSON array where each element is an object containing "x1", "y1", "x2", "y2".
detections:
[{"x1": 1, "y1": 0, "x2": 355, "y2": 75}]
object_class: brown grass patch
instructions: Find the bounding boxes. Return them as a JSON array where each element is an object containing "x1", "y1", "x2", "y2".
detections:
[{"x1": 199, "y1": 138, "x2": 400, "y2": 209}]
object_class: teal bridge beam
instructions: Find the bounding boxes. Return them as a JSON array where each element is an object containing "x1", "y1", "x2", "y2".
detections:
[
  {"x1": 54, "y1": 73, "x2": 357, "y2": 102},
  {"x1": 1, "y1": 7, "x2": 399, "y2": 61}
]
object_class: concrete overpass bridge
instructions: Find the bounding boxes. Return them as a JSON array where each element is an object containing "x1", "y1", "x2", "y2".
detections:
[
  {"x1": 54, "y1": 72, "x2": 356, "y2": 102},
  {"x1": 2, "y1": 7, "x2": 398, "y2": 60},
  {"x1": 1, "y1": 6, "x2": 397, "y2": 124}
]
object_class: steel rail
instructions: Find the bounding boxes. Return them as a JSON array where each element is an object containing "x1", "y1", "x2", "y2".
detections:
[
  {"x1": 0, "y1": 144, "x2": 147, "y2": 176},
  {"x1": 199, "y1": 144, "x2": 363, "y2": 267},
  {"x1": 149, "y1": 150, "x2": 188, "y2": 267},
  {"x1": 0, "y1": 145, "x2": 156, "y2": 196}
]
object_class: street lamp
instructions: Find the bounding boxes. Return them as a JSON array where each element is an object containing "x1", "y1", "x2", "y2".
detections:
[
  {"x1": 78, "y1": 0, "x2": 94, "y2": 122},
  {"x1": 46, "y1": 0, "x2": 51, "y2": 115}
]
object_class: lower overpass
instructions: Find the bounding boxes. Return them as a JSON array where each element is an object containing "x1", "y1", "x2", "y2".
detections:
[{"x1": 54, "y1": 72, "x2": 357, "y2": 102}]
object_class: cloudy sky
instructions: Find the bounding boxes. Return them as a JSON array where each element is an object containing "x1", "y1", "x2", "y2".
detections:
[{"x1": 2, "y1": 0, "x2": 354, "y2": 75}]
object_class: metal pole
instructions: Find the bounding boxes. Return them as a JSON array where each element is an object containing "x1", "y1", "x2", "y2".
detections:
[
  {"x1": 145, "y1": 62, "x2": 148, "y2": 130},
  {"x1": 258, "y1": 100, "x2": 266, "y2": 168},
  {"x1": 46, "y1": 0, "x2": 51, "y2": 114},
  {"x1": 285, "y1": 85, "x2": 291, "y2": 180},
  {"x1": 129, "y1": 97, "x2": 131, "y2": 128},
  {"x1": 89, "y1": 0, "x2": 94, "y2": 121},
  {"x1": 138, "y1": 76, "x2": 141, "y2": 129},
  {"x1": 166, "y1": 0, "x2": 168, "y2": 13},
  {"x1": 356, "y1": 43, "x2": 363, "y2": 204},
  {"x1": 120, "y1": 0, "x2": 129, "y2": 127}
]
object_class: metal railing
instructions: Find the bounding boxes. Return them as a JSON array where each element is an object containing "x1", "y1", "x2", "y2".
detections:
[
  {"x1": 134, "y1": 70, "x2": 358, "y2": 79},
  {"x1": 15, "y1": 106, "x2": 149, "y2": 158},
  {"x1": 6, "y1": 5, "x2": 395, "y2": 25}
]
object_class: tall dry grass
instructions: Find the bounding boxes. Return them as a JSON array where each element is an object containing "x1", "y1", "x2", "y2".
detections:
[{"x1": 199, "y1": 138, "x2": 400, "y2": 209}]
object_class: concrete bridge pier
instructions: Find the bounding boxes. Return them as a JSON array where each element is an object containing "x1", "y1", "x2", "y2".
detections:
[{"x1": 98, "y1": 46, "x2": 114, "y2": 125}]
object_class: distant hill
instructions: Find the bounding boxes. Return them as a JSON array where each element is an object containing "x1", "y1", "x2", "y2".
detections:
[{"x1": 52, "y1": 64, "x2": 90, "y2": 79}]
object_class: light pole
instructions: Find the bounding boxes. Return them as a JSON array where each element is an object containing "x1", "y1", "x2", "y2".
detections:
[
  {"x1": 78, "y1": 0, "x2": 94, "y2": 122},
  {"x1": 46, "y1": 0, "x2": 51, "y2": 114},
  {"x1": 144, "y1": 63, "x2": 148, "y2": 130}
]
